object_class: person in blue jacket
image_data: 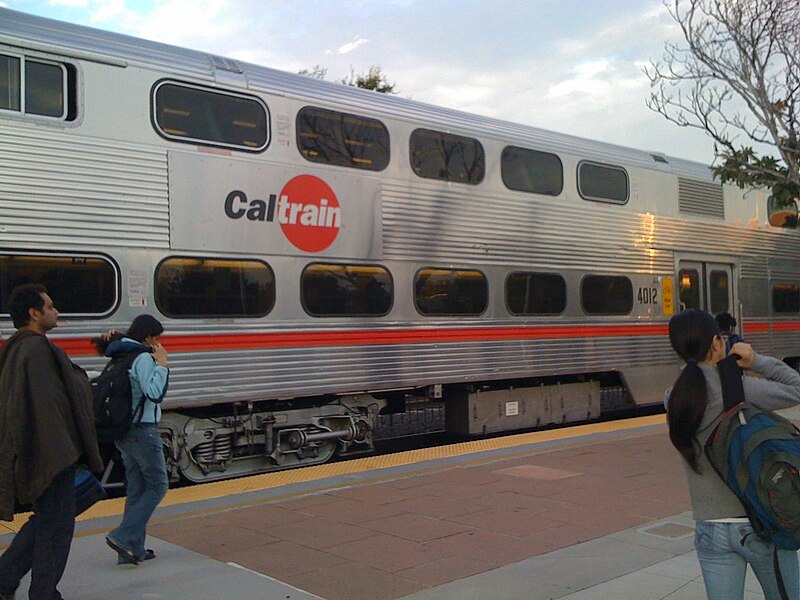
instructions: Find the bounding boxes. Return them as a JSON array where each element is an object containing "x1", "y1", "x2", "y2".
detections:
[{"x1": 92, "y1": 314, "x2": 169, "y2": 565}]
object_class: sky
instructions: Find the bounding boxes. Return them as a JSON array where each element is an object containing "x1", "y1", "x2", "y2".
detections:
[{"x1": 1, "y1": 0, "x2": 721, "y2": 164}]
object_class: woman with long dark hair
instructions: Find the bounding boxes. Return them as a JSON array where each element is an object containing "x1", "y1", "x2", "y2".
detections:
[
  {"x1": 667, "y1": 309, "x2": 800, "y2": 599},
  {"x1": 92, "y1": 314, "x2": 169, "y2": 565}
]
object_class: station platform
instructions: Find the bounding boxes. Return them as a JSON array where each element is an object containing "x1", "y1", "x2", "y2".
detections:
[{"x1": 4, "y1": 409, "x2": 795, "y2": 600}]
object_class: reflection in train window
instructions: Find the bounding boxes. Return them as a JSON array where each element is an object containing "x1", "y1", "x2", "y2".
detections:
[
  {"x1": 301, "y1": 263, "x2": 392, "y2": 316},
  {"x1": 767, "y1": 196, "x2": 799, "y2": 229},
  {"x1": 679, "y1": 268, "x2": 701, "y2": 310},
  {"x1": 709, "y1": 269, "x2": 729, "y2": 314},
  {"x1": 410, "y1": 129, "x2": 485, "y2": 184},
  {"x1": 153, "y1": 81, "x2": 269, "y2": 151},
  {"x1": 501, "y1": 146, "x2": 563, "y2": 196},
  {"x1": 155, "y1": 257, "x2": 274, "y2": 317},
  {"x1": 580, "y1": 275, "x2": 633, "y2": 315},
  {"x1": 0, "y1": 254, "x2": 117, "y2": 316},
  {"x1": 506, "y1": 272, "x2": 566, "y2": 315},
  {"x1": 578, "y1": 161, "x2": 629, "y2": 204},
  {"x1": 415, "y1": 268, "x2": 488, "y2": 315},
  {"x1": 773, "y1": 284, "x2": 800, "y2": 314},
  {"x1": 1, "y1": 53, "x2": 74, "y2": 120},
  {"x1": 297, "y1": 107, "x2": 389, "y2": 171}
]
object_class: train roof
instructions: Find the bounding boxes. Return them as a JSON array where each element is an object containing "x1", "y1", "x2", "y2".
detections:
[{"x1": 0, "y1": 7, "x2": 713, "y2": 180}]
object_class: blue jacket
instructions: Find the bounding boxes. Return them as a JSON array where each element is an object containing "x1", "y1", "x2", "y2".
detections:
[{"x1": 105, "y1": 338, "x2": 169, "y2": 424}]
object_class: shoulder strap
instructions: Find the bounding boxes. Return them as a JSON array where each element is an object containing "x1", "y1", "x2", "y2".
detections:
[{"x1": 717, "y1": 354, "x2": 745, "y2": 411}]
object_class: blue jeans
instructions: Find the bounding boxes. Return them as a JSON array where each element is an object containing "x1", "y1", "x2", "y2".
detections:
[
  {"x1": 0, "y1": 465, "x2": 75, "y2": 600},
  {"x1": 695, "y1": 520, "x2": 800, "y2": 600},
  {"x1": 109, "y1": 424, "x2": 168, "y2": 561}
]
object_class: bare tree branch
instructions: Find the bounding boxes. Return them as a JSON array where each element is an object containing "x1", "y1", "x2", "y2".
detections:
[{"x1": 645, "y1": 0, "x2": 800, "y2": 198}]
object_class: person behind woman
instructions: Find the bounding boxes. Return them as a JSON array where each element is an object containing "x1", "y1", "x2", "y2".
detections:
[
  {"x1": 92, "y1": 314, "x2": 169, "y2": 565},
  {"x1": 666, "y1": 309, "x2": 800, "y2": 600}
]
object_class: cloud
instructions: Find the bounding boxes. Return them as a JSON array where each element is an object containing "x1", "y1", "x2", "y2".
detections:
[
  {"x1": 335, "y1": 35, "x2": 370, "y2": 55},
  {"x1": 47, "y1": 0, "x2": 89, "y2": 6}
]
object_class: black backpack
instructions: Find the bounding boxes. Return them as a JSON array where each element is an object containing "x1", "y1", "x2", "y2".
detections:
[{"x1": 91, "y1": 349, "x2": 149, "y2": 443}]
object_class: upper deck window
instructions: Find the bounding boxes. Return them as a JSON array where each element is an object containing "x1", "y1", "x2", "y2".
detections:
[
  {"x1": 410, "y1": 129, "x2": 485, "y2": 185},
  {"x1": 0, "y1": 53, "x2": 75, "y2": 120},
  {"x1": 578, "y1": 161, "x2": 629, "y2": 204},
  {"x1": 153, "y1": 81, "x2": 269, "y2": 152},
  {"x1": 501, "y1": 146, "x2": 563, "y2": 196},
  {"x1": 297, "y1": 107, "x2": 390, "y2": 171}
]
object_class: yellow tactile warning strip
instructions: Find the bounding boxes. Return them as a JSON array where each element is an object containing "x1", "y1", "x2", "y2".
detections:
[{"x1": 3, "y1": 414, "x2": 665, "y2": 533}]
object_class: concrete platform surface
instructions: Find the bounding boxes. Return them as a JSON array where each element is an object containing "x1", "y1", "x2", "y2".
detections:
[{"x1": 2, "y1": 414, "x2": 788, "y2": 599}]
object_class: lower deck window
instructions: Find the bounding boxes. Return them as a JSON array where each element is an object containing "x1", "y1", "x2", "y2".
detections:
[
  {"x1": 155, "y1": 257, "x2": 274, "y2": 317},
  {"x1": 415, "y1": 268, "x2": 488, "y2": 315},
  {"x1": 302, "y1": 263, "x2": 392, "y2": 316},
  {"x1": 581, "y1": 275, "x2": 632, "y2": 315},
  {"x1": 506, "y1": 272, "x2": 566, "y2": 315},
  {"x1": 0, "y1": 254, "x2": 117, "y2": 316},
  {"x1": 773, "y1": 284, "x2": 800, "y2": 314}
]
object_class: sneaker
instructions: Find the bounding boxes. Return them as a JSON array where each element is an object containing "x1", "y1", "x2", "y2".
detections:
[{"x1": 117, "y1": 548, "x2": 157, "y2": 565}]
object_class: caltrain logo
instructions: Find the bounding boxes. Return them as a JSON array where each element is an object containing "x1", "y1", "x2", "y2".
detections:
[{"x1": 224, "y1": 174, "x2": 341, "y2": 253}]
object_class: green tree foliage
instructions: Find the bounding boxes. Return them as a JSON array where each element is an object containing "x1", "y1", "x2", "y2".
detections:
[
  {"x1": 645, "y1": 0, "x2": 799, "y2": 202},
  {"x1": 340, "y1": 66, "x2": 397, "y2": 94},
  {"x1": 299, "y1": 65, "x2": 397, "y2": 94}
]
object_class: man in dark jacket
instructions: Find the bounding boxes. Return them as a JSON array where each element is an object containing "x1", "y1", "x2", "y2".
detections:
[{"x1": 0, "y1": 284, "x2": 103, "y2": 600}]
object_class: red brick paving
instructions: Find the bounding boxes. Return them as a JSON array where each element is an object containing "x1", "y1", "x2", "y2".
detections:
[{"x1": 151, "y1": 426, "x2": 692, "y2": 600}]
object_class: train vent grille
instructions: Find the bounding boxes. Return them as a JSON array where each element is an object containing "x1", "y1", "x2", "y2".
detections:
[{"x1": 678, "y1": 177, "x2": 725, "y2": 219}]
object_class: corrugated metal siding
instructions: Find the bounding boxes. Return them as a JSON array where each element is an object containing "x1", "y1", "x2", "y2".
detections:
[
  {"x1": 159, "y1": 328, "x2": 675, "y2": 408},
  {"x1": 381, "y1": 182, "x2": 675, "y2": 272},
  {"x1": 0, "y1": 123, "x2": 169, "y2": 248},
  {"x1": 678, "y1": 177, "x2": 724, "y2": 219}
]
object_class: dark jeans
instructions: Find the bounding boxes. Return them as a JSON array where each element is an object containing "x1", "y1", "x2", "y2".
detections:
[{"x1": 0, "y1": 466, "x2": 76, "y2": 600}]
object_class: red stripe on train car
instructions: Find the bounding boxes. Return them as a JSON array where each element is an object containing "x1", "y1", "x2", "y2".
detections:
[{"x1": 43, "y1": 323, "x2": 671, "y2": 356}]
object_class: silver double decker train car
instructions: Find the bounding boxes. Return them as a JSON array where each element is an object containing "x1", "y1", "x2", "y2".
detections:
[{"x1": 2, "y1": 9, "x2": 799, "y2": 484}]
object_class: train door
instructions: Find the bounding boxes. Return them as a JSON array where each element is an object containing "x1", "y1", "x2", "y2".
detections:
[{"x1": 677, "y1": 260, "x2": 735, "y2": 316}]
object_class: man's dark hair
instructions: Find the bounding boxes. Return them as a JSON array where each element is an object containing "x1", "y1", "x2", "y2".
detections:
[{"x1": 8, "y1": 283, "x2": 48, "y2": 328}]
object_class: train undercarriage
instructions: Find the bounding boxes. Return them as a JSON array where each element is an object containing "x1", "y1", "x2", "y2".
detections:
[{"x1": 99, "y1": 374, "x2": 636, "y2": 487}]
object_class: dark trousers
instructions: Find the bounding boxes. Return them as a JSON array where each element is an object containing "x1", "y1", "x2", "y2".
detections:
[{"x1": 0, "y1": 466, "x2": 76, "y2": 600}]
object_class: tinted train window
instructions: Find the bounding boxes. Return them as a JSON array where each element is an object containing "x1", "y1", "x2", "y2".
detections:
[
  {"x1": 709, "y1": 269, "x2": 730, "y2": 314},
  {"x1": 0, "y1": 254, "x2": 117, "y2": 316},
  {"x1": 297, "y1": 107, "x2": 389, "y2": 171},
  {"x1": 578, "y1": 161, "x2": 629, "y2": 204},
  {"x1": 1, "y1": 53, "x2": 74, "y2": 120},
  {"x1": 581, "y1": 275, "x2": 633, "y2": 315},
  {"x1": 155, "y1": 257, "x2": 274, "y2": 317},
  {"x1": 506, "y1": 272, "x2": 566, "y2": 315},
  {"x1": 301, "y1": 264, "x2": 392, "y2": 316},
  {"x1": 678, "y1": 268, "x2": 701, "y2": 310},
  {"x1": 773, "y1": 284, "x2": 800, "y2": 314},
  {"x1": 415, "y1": 268, "x2": 488, "y2": 315},
  {"x1": 501, "y1": 146, "x2": 563, "y2": 196},
  {"x1": 767, "y1": 196, "x2": 799, "y2": 229},
  {"x1": 153, "y1": 82, "x2": 269, "y2": 151},
  {"x1": 410, "y1": 129, "x2": 485, "y2": 185}
]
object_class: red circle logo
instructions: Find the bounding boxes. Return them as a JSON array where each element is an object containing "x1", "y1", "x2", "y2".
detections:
[{"x1": 278, "y1": 175, "x2": 341, "y2": 253}]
